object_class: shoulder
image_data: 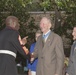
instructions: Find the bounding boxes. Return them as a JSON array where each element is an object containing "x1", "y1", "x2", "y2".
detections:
[
  {"x1": 51, "y1": 31, "x2": 62, "y2": 40},
  {"x1": 12, "y1": 30, "x2": 19, "y2": 36},
  {"x1": 37, "y1": 34, "x2": 42, "y2": 39},
  {"x1": 12, "y1": 30, "x2": 19, "y2": 34},
  {"x1": 9, "y1": 30, "x2": 20, "y2": 40}
]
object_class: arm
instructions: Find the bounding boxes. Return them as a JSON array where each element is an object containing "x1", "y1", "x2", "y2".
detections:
[
  {"x1": 18, "y1": 35, "x2": 29, "y2": 54},
  {"x1": 21, "y1": 36, "x2": 28, "y2": 45},
  {"x1": 11, "y1": 31, "x2": 30, "y2": 59},
  {"x1": 55, "y1": 36, "x2": 64, "y2": 75},
  {"x1": 30, "y1": 38, "x2": 40, "y2": 62},
  {"x1": 31, "y1": 36, "x2": 41, "y2": 58},
  {"x1": 65, "y1": 45, "x2": 73, "y2": 75},
  {"x1": 27, "y1": 43, "x2": 35, "y2": 75}
]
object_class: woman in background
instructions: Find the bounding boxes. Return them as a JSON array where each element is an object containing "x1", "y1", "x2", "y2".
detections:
[{"x1": 27, "y1": 30, "x2": 42, "y2": 75}]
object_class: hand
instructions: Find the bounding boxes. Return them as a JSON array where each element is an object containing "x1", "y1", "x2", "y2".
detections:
[
  {"x1": 28, "y1": 69, "x2": 31, "y2": 75},
  {"x1": 30, "y1": 58, "x2": 34, "y2": 63},
  {"x1": 30, "y1": 53, "x2": 34, "y2": 63},
  {"x1": 31, "y1": 53, "x2": 34, "y2": 58},
  {"x1": 66, "y1": 73, "x2": 69, "y2": 75},
  {"x1": 22, "y1": 36, "x2": 28, "y2": 45}
]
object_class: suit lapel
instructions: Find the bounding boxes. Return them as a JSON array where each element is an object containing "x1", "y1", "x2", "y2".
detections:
[{"x1": 39, "y1": 35, "x2": 44, "y2": 49}]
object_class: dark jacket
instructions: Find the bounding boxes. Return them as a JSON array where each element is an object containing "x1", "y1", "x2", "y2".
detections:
[
  {"x1": 67, "y1": 41, "x2": 76, "y2": 75},
  {"x1": 0, "y1": 26, "x2": 30, "y2": 75}
]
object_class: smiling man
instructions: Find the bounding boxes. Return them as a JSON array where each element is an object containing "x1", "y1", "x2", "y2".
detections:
[
  {"x1": 66, "y1": 27, "x2": 76, "y2": 75},
  {"x1": 31, "y1": 17, "x2": 64, "y2": 75}
]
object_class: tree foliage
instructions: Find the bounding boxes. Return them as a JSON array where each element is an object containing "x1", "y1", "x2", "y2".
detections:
[{"x1": 0, "y1": 0, "x2": 39, "y2": 44}]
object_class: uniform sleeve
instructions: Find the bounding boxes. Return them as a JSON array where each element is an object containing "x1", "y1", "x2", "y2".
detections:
[
  {"x1": 66, "y1": 45, "x2": 73, "y2": 74},
  {"x1": 33, "y1": 37, "x2": 40, "y2": 58},
  {"x1": 10, "y1": 31, "x2": 30, "y2": 59}
]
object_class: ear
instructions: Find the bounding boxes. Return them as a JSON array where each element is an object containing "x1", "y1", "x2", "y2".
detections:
[
  {"x1": 13, "y1": 22, "x2": 16, "y2": 27},
  {"x1": 48, "y1": 23, "x2": 52, "y2": 29},
  {"x1": 10, "y1": 22, "x2": 16, "y2": 28}
]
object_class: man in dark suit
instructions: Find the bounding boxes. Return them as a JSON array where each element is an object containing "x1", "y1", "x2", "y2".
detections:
[
  {"x1": 66, "y1": 27, "x2": 76, "y2": 75},
  {"x1": 0, "y1": 16, "x2": 30, "y2": 75},
  {"x1": 31, "y1": 17, "x2": 64, "y2": 75}
]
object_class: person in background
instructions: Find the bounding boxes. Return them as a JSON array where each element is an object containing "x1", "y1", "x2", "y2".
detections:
[
  {"x1": 66, "y1": 27, "x2": 76, "y2": 75},
  {"x1": 31, "y1": 17, "x2": 64, "y2": 75},
  {"x1": 0, "y1": 16, "x2": 30, "y2": 75},
  {"x1": 27, "y1": 30, "x2": 42, "y2": 75}
]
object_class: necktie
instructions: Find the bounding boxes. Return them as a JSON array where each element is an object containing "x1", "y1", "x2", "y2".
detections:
[
  {"x1": 42, "y1": 31, "x2": 51, "y2": 46},
  {"x1": 42, "y1": 35, "x2": 46, "y2": 45}
]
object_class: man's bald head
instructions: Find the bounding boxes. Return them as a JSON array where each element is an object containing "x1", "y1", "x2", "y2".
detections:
[
  {"x1": 5, "y1": 16, "x2": 20, "y2": 30},
  {"x1": 40, "y1": 17, "x2": 52, "y2": 28},
  {"x1": 40, "y1": 17, "x2": 53, "y2": 33}
]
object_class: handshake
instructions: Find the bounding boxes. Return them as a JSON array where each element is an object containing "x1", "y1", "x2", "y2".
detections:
[
  {"x1": 20, "y1": 36, "x2": 35, "y2": 62},
  {"x1": 30, "y1": 53, "x2": 35, "y2": 63}
]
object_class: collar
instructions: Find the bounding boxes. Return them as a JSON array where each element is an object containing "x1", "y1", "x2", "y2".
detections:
[
  {"x1": 42, "y1": 30, "x2": 51, "y2": 38},
  {"x1": 43, "y1": 30, "x2": 51, "y2": 36},
  {"x1": 5, "y1": 26, "x2": 17, "y2": 31}
]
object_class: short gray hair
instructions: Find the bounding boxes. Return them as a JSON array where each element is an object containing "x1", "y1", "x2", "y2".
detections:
[{"x1": 41, "y1": 16, "x2": 54, "y2": 29}]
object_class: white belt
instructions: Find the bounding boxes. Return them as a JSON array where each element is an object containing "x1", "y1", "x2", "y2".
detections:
[{"x1": 0, "y1": 50, "x2": 16, "y2": 58}]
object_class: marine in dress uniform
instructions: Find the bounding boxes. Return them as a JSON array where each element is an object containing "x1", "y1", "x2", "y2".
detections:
[{"x1": 0, "y1": 16, "x2": 30, "y2": 75}]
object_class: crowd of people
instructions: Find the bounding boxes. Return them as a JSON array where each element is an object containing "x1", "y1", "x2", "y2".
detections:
[{"x1": 0, "y1": 15, "x2": 75, "y2": 75}]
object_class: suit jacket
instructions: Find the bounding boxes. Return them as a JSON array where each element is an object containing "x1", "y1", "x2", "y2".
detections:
[
  {"x1": 0, "y1": 26, "x2": 30, "y2": 75},
  {"x1": 67, "y1": 41, "x2": 76, "y2": 75},
  {"x1": 34, "y1": 31, "x2": 64, "y2": 75}
]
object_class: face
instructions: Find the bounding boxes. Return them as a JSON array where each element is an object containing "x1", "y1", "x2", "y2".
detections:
[
  {"x1": 40, "y1": 17, "x2": 51, "y2": 34},
  {"x1": 72, "y1": 27, "x2": 76, "y2": 40}
]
